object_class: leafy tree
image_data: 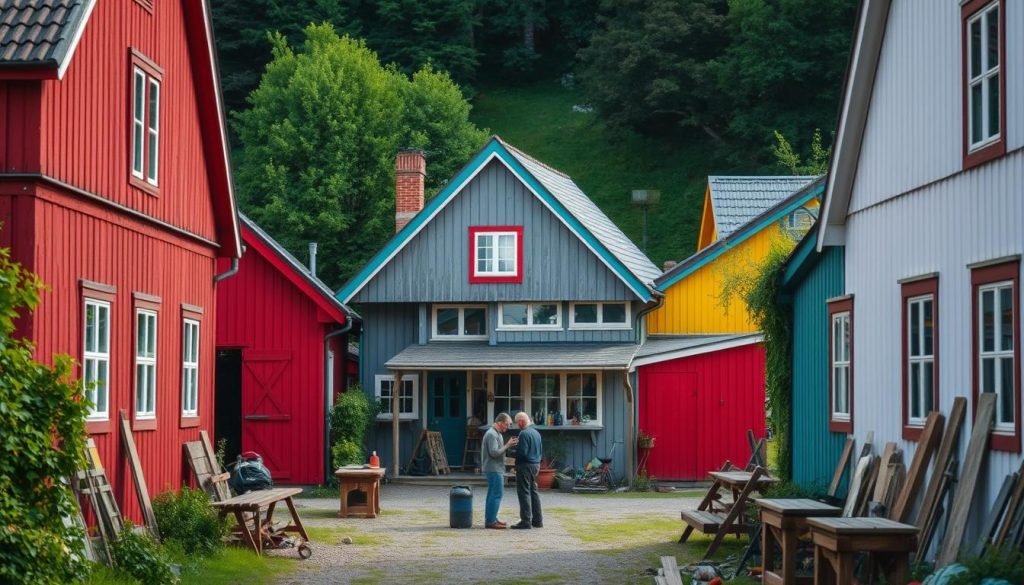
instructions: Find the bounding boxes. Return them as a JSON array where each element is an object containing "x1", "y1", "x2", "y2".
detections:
[
  {"x1": 577, "y1": 0, "x2": 728, "y2": 136},
  {"x1": 232, "y1": 24, "x2": 488, "y2": 287},
  {"x1": 0, "y1": 247, "x2": 90, "y2": 584},
  {"x1": 772, "y1": 129, "x2": 830, "y2": 175}
]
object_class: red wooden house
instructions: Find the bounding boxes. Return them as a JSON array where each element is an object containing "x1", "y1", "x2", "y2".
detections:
[
  {"x1": 215, "y1": 215, "x2": 357, "y2": 485},
  {"x1": 0, "y1": 0, "x2": 241, "y2": 521}
]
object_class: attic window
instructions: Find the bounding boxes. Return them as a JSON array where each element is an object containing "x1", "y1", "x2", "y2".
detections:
[
  {"x1": 962, "y1": 0, "x2": 1006, "y2": 169},
  {"x1": 129, "y1": 50, "x2": 162, "y2": 194},
  {"x1": 469, "y1": 226, "x2": 523, "y2": 284}
]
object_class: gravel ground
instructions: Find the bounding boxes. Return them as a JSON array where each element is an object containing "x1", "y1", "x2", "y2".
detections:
[{"x1": 269, "y1": 484, "x2": 704, "y2": 585}]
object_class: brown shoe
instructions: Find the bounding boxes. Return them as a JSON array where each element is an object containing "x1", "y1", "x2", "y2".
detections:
[{"x1": 486, "y1": 522, "x2": 506, "y2": 529}]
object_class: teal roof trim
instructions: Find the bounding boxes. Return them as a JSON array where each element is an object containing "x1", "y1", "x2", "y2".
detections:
[
  {"x1": 336, "y1": 137, "x2": 652, "y2": 303},
  {"x1": 780, "y1": 223, "x2": 822, "y2": 291},
  {"x1": 655, "y1": 182, "x2": 825, "y2": 292}
]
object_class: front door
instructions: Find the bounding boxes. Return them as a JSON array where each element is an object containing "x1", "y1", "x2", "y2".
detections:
[
  {"x1": 427, "y1": 372, "x2": 466, "y2": 467},
  {"x1": 241, "y1": 350, "x2": 293, "y2": 480}
]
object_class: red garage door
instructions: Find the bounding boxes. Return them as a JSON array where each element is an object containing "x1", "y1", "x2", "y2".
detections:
[{"x1": 639, "y1": 343, "x2": 766, "y2": 481}]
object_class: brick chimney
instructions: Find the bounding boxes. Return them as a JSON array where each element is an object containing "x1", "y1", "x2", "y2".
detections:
[
  {"x1": 395, "y1": 149, "x2": 426, "y2": 233},
  {"x1": 663, "y1": 260, "x2": 677, "y2": 272}
]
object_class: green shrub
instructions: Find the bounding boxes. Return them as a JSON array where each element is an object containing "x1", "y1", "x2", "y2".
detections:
[
  {"x1": 110, "y1": 523, "x2": 178, "y2": 585},
  {"x1": 0, "y1": 247, "x2": 91, "y2": 584},
  {"x1": 330, "y1": 386, "x2": 377, "y2": 446},
  {"x1": 332, "y1": 439, "x2": 365, "y2": 467},
  {"x1": 947, "y1": 545, "x2": 1024, "y2": 585},
  {"x1": 152, "y1": 487, "x2": 225, "y2": 556},
  {"x1": 631, "y1": 469, "x2": 656, "y2": 492}
]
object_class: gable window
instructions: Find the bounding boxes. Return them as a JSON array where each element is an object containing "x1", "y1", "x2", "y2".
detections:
[
  {"x1": 828, "y1": 296, "x2": 853, "y2": 433},
  {"x1": 432, "y1": 305, "x2": 487, "y2": 340},
  {"x1": 135, "y1": 309, "x2": 158, "y2": 422},
  {"x1": 83, "y1": 299, "x2": 111, "y2": 421},
  {"x1": 129, "y1": 50, "x2": 162, "y2": 192},
  {"x1": 962, "y1": 0, "x2": 1006, "y2": 168},
  {"x1": 181, "y1": 319, "x2": 200, "y2": 418},
  {"x1": 375, "y1": 374, "x2": 418, "y2": 420},
  {"x1": 972, "y1": 259, "x2": 1020, "y2": 452},
  {"x1": 499, "y1": 302, "x2": 561, "y2": 329},
  {"x1": 902, "y1": 277, "x2": 939, "y2": 439},
  {"x1": 469, "y1": 226, "x2": 523, "y2": 284},
  {"x1": 569, "y1": 302, "x2": 630, "y2": 329}
]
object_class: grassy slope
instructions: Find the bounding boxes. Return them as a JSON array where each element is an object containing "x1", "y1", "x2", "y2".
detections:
[{"x1": 470, "y1": 80, "x2": 722, "y2": 269}]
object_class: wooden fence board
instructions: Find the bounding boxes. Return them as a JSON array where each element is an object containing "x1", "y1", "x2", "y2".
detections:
[
  {"x1": 892, "y1": 411, "x2": 944, "y2": 522},
  {"x1": 119, "y1": 410, "x2": 159, "y2": 540}
]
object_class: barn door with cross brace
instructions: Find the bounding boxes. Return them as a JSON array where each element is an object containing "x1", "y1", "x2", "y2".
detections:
[{"x1": 241, "y1": 350, "x2": 293, "y2": 481}]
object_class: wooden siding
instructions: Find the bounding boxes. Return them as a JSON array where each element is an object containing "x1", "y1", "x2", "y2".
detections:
[
  {"x1": 638, "y1": 343, "x2": 767, "y2": 480},
  {"x1": 354, "y1": 161, "x2": 637, "y2": 304},
  {"x1": 215, "y1": 234, "x2": 342, "y2": 484},
  {"x1": 849, "y1": 0, "x2": 1023, "y2": 214},
  {"x1": 844, "y1": 148, "x2": 1023, "y2": 512},
  {"x1": 649, "y1": 228, "x2": 791, "y2": 334},
  {"x1": 8, "y1": 184, "x2": 217, "y2": 523},
  {"x1": 29, "y1": 0, "x2": 219, "y2": 242},
  {"x1": 0, "y1": 81, "x2": 42, "y2": 172},
  {"x1": 790, "y1": 246, "x2": 846, "y2": 488}
]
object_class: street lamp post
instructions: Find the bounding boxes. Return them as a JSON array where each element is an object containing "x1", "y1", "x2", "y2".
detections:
[{"x1": 631, "y1": 189, "x2": 661, "y2": 252}]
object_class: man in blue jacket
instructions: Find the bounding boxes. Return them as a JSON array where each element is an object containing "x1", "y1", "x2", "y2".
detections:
[{"x1": 511, "y1": 412, "x2": 543, "y2": 529}]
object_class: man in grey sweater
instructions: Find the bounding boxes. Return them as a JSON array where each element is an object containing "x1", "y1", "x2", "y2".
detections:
[
  {"x1": 481, "y1": 412, "x2": 517, "y2": 529},
  {"x1": 511, "y1": 412, "x2": 543, "y2": 529}
]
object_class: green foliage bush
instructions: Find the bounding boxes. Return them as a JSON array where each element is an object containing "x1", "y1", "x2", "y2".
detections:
[
  {"x1": 330, "y1": 385, "x2": 378, "y2": 446},
  {"x1": 332, "y1": 439, "x2": 365, "y2": 467},
  {"x1": 947, "y1": 546, "x2": 1024, "y2": 585},
  {"x1": 152, "y1": 487, "x2": 226, "y2": 556},
  {"x1": 0, "y1": 247, "x2": 91, "y2": 584},
  {"x1": 110, "y1": 523, "x2": 178, "y2": 585}
]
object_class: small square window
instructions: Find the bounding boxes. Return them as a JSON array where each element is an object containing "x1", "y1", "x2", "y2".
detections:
[
  {"x1": 469, "y1": 226, "x2": 523, "y2": 283},
  {"x1": 432, "y1": 305, "x2": 488, "y2": 340}
]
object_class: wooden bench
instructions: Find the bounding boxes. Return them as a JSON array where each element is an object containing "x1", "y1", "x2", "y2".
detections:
[
  {"x1": 680, "y1": 465, "x2": 775, "y2": 558},
  {"x1": 756, "y1": 498, "x2": 842, "y2": 585},
  {"x1": 807, "y1": 517, "x2": 917, "y2": 585}
]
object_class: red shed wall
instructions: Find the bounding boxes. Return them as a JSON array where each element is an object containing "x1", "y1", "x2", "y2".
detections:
[
  {"x1": 34, "y1": 0, "x2": 218, "y2": 242},
  {"x1": 638, "y1": 343, "x2": 767, "y2": 481},
  {"x1": 3, "y1": 183, "x2": 219, "y2": 523},
  {"x1": 216, "y1": 242, "x2": 335, "y2": 484}
]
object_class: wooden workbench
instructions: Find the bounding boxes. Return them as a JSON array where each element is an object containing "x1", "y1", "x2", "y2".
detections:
[{"x1": 210, "y1": 487, "x2": 308, "y2": 556}]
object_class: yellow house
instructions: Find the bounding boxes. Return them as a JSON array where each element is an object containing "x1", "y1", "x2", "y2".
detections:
[{"x1": 648, "y1": 176, "x2": 824, "y2": 334}]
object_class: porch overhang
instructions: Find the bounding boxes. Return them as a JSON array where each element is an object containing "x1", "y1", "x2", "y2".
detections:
[{"x1": 385, "y1": 342, "x2": 638, "y2": 370}]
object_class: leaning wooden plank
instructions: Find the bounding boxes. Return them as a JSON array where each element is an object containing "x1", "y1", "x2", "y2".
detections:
[
  {"x1": 892, "y1": 411, "x2": 944, "y2": 522},
  {"x1": 855, "y1": 455, "x2": 880, "y2": 517},
  {"x1": 843, "y1": 453, "x2": 874, "y2": 517},
  {"x1": 995, "y1": 458, "x2": 1024, "y2": 545},
  {"x1": 916, "y1": 397, "x2": 967, "y2": 530},
  {"x1": 916, "y1": 454, "x2": 957, "y2": 562},
  {"x1": 974, "y1": 472, "x2": 1017, "y2": 557},
  {"x1": 200, "y1": 430, "x2": 231, "y2": 501},
  {"x1": 828, "y1": 437, "x2": 855, "y2": 498},
  {"x1": 882, "y1": 454, "x2": 906, "y2": 515},
  {"x1": 937, "y1": 393, "x2": 995, "y2": 567},
  {"x1": 660, "y1": 556, "x2": 684, "y2": 585},
  {"x1": 119, "y1": 410, "x2": 160, "y2": 540},
  {"x1": 872, "y1": 442, "x2": 898, "y2": 503}
]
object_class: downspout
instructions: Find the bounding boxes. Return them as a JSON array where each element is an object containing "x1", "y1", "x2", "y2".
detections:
[
  {"x1": 624, "y1": 289, "x2": 664, "y2": 483},
  {"x1": 324, "y1": 318, "x2": 357, "y2": 483},
  {"x1": 213, "y1": 257, "x2": 240, "y2": 283}
]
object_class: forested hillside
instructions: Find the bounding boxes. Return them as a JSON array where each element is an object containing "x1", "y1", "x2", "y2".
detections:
[{"x1": 212, "y1": 0, "x2": 857, "y2": 286}]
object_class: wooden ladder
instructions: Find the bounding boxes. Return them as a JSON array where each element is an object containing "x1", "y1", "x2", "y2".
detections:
[{"x1": 461, "y1": 427, "x2": 481, "y2": 470}]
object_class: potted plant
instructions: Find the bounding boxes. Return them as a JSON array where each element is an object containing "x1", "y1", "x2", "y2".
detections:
[
  {"x1": 537, "y1": 434, "x2": 568, "y2": 490},
  {"x1": 637, "y1": 430, "x2": 656, "y2": 450}
]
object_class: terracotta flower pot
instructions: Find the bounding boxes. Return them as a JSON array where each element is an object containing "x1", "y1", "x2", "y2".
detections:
[{"x1": 537, "y1": 467, "x2": 557, "y2": 490}]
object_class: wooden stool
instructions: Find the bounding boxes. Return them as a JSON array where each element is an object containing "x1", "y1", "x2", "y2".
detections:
[
  {"x1": 334, "y1": 467, "x2": 386, "y2": 518},
  {"x1": 806, "y1": 517, "x2": 918, "y2": 585},
  {"x1": 756, "y1": 498, "x2": 842, "y2": 585}
]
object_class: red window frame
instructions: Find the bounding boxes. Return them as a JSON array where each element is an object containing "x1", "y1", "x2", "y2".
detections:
[
  {"x1": 901, "y1": 277, "x2": 939, "y2": 440},
  {"x1": 128, "y1": 49, "x2": 163, "y2": 195},
  {"x1": 828, "y1": 296, "x2": 854, "y2": 433},
  {"x1": 468, "y1": 226, "x2": 524, "y2": 284},
  {"x1": 961, "y1": 0, "x2": 1007, "y2": 170},
  {"x1": 971, "y1": 259, "x2": 1021, "y2": 453}
]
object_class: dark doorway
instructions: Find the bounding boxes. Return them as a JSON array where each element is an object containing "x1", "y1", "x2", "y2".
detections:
[{"x1": 215, "y1": 348, "x2": 243, "y2": 468}]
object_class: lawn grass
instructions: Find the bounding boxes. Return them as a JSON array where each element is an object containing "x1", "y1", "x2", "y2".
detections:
[
  {"x1": 470, "y1": 80, "x2": 727, "y2": 268},
  {"x1": 85, "y1": 547, "x2": 295, "y2": 585},
  {"x1": 305, "y1": 525, "x2": 394, "y2": 547}
]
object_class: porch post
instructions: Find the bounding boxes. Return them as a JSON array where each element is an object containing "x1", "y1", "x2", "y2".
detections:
[
  {"x1": 391, "y1": 369, "x2": 403, "y2": 477},
  {"x1": 622, "y1": 370, "x2": 635, "y2": 483}
]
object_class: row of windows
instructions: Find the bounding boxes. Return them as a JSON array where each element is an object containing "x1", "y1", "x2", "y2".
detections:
[
  {"x1": 828, "y1": 259, "x2": 1019, "y2": 451},
  {"x1": 432, "y1": 302, "x2": 632, "y2": 339},
  {"x1": 374, "y1": 371, "x2": 604, "y2": 426},
  {"x1": 83, "y1": 295, "x2": 202, "y2": 426}
]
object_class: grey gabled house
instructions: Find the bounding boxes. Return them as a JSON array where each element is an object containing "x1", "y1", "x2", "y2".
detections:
[{"x1": 336, "y1": 137, "x2": 661, "y2": 479}]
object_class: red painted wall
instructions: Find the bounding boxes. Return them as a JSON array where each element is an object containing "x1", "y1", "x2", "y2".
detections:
[
  {"x1": 3, "y1": 184, "x2": 218, "y2": 523},
  {"x1": 216, "y1": 231, "x2": 346, "y2": 484},
  {"x1": 638, "y1": 343, "x2": 767, "y2": 481}
]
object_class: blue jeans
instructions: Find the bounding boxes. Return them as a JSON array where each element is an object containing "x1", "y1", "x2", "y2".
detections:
[{"x1": 485, "y1": 471, "x2": 504, "y2": 525}]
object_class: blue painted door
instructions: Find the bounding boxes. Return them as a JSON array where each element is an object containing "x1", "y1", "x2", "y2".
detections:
[{"x1": 428, "y1": 372, "x2": 466, "y2": 467}]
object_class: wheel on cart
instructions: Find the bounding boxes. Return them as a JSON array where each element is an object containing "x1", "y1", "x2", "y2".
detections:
[{"x1": 298, "y1": 543, "x2": 312, "y2": 559}]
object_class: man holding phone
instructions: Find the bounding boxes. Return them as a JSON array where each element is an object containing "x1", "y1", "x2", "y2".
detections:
[
  {"x1": 511, "y1": 412, "x2": 543, "y2": 529},
  {"x1": 481, "y1": 413, "x2": 517, "y2": 529}
]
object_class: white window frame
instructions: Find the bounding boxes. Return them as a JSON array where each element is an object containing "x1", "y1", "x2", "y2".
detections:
[
  {"x1": 135, "y1": 309, "x2": 158, "y2": 419},
  {"x1": 181, "y1": 319, "x2": 200, "y2": 417},
  {"x1": 966, "y1": 2, "x2": 1001, "y2": 151},
  {"x1": 473, "y1": 230, "x2": 519, "y2": 278},
  {"x1": 979, "y1": 280, "x2": 1015, "y2": 432},
  {"x1": 146, "y1": 76, "x2": 160, "y2": 184},
  {"x1": 497, "y1": 302, "x2": 562, "y2": 330},
  {"x1": 83, "y1": 299, "x2": 111, "y2": 421},
  {"x1": 431, "y1": 304, "x2": 488, "y2": 340},
  {"x1": 831, "y1": 311, "x2": 851, "y2": 421},
  {"x1": 568, "y1": 302, "x2": 631, "y2": 330},
  {"x1": 131, "y1": 67, "x2": 146, "y2": 179},
  {"x1": 906, "y1": 294, "x2": 935, "y2": 426},
  {"x1": 131, "y1": 66, "x2": 161, "y2": 186},
  {"x1": 486, "y1": 371, "x2": 603, "y2": 426},
  {"x1": 375, "y1": 374, "x2": 419, "y2": 420}
]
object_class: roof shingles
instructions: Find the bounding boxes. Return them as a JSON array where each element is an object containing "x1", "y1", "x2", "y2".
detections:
[
  {"x1": 0, "y1": 0, "x2": 88, "y2": 68},
  {"x1": 708, "y1": 176, "x2": 819, "y2": 240}
]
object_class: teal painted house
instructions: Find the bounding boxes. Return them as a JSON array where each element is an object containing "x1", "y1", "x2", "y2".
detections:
[{"x1": 778, "y1": 223, "x2": 846, "y2": 488}]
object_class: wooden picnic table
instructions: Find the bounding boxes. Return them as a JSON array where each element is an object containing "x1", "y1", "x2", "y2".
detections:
[
  {"x1": 709, "y1": 470, "x2": 780, "y2": 489},
  {"x1": 807, "y1": 516, "x2": 918, "y2": 585},
  {"x1": 335, "y1": 466, "x2": 386, "y2": 518},
  {"x1": 681, "y1": 466, "x2": 777, "y2": 559},
  {"x1": 755, "y1": 498, "x2": 842, "y2": 585},
  {"x1": 211, "y1": 487, "x2": 308, "y2": 556}
]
